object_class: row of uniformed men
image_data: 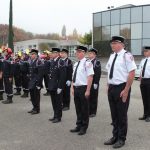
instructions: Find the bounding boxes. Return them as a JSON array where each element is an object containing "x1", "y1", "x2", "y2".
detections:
[{"x1": 0, "y1": 46, "x2": 101, "y2": 123}]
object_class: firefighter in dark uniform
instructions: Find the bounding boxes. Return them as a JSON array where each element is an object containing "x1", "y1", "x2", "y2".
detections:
[
  {"x1": 0, "y1": 48, "x2": 4, "y2": 100},
  {"x1": 139, "y1": 46, "x2": 150, "y2": 122},
  {"x1": 28, "y1": 49, "x2": 44, "y2": 114},
  {"x1": 20, "y1": 49, "x2": 30, "y2": 98},
  {"x1": 1, "y1": 48, "x2": 14, "y2": 104},
  {"x1": 13, "y1": 51, "x2": 22, "y2": 95},
  {"x1": 47, "y1": 48, "x2": 66, "y2": 123},
  {"x1": 60, "y1": 48, "x2": 73, "y2": 111},
  {"x1": 104, "y1": 36, "x2": 136, "y2": 148},
  {"x1": 70, "y1": 46, "x2": 94, "y2": 135},
  {"x1": 41, "y1": 50, "x2": 51, "y2": 96},
  {"x1": 88, "y1": 48, "x2": 101, "y2": 117}
]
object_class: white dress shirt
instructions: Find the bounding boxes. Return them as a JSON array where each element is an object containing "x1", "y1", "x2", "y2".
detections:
[
  {"x1": 106, "y1": 49, "x2": 137, "y2": 85},
  {"x1": 73, "y1": 57, "x2": 94, "y2": 86},
  {"x1": 139, "y1": 57, "x2": 150, "y2": 78}
]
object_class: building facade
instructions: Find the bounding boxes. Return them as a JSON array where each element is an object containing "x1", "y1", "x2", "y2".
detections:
[{"x1": 93, "y1": 4, "x2": 150, "y2": 56}]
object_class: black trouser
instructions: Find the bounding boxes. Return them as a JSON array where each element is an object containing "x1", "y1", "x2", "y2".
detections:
[
  {"x1": 14, "y1": 74, "x2": 22, "y2": 92},
  {"x1": 74, "y1": 86, "x2": 89, "y2": 131},
  {"x1": 140, "y1": 79, "x2": 150, "y2": 117},
  {"x1": 0, "y1": 77, "x2": 4, "y2": 95},
  {"x1": 62, "y1": 84, "x2": 71, "y2": 108},
  {"x1": 4, "y1": 77, "x2": 13, "y2": 98},
  {"x1": 22, "y1": 73, "x2": 29, "y2": 93},
  {"x1": 43, "y1": 74, "x2": 49, "y2": 92},
  {"x1": 89, "y1": 84, "x2": 99, "y2": 115},
  {"x1": 108, "y1": 83, "x2": 130, "y2": 141},
  {"x1": 50, "y1": 90, "x2": 63, "y2": 119},
  {"x1": 30, "y1": 88, "x2": 40, "y2": 112}
]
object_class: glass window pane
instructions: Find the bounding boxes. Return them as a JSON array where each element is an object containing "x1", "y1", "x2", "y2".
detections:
[
  {"x1": 111, "y1": 25, "x2": 120, "y2": 37},
  {"x1": 120, "y1": 24, "x2": 131, "y2": 39},
  {"x1": 102, "y1": 26, "x2": 111, "y2": 40},
  {"x1": 93, "y1": 27, "x2": 102, "y2": 41},
  {"x1": 131, "y1": 7, "x2": 142, "y2": 23},
  {"x1": 111, "y1": 10, "x2": 120, "y2": 25},
  {"x1": 121, "y1": 8, "x2": 130, "y2": 24},
  {"x1": 143, "y1": 23, "x2": 150, "y2": 38},
  {"x1": 131, "y1": 40, "x2": 142, "y2": 55},
  {"x1": 143, "y1": 39, "x2": 150, "y2": 47},
  {"x1": 143, "y1": 6, "x2": 150, "y2": 22},
  {"x1": 102, "y1": 11, "x2": 110, "y2": 26},
  {"x1": 93, "y1": 13, "x2": 101, "y2": 27},
  {"x1": 131, "y1": 23, "x2": 142, "y2": 39}
]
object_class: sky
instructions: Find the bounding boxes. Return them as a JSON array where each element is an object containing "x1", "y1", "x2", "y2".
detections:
[{"x1": 0, "y1": 0, "x2": 150, "y2": 35}]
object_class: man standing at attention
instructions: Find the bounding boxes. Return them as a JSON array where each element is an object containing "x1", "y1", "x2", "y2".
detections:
[
  {"x1": 104, "y1": 36, "x2": 136, "y2": 148},
  {"x1": 70, "y1": 45, "x2": 94, "y2": 135}
]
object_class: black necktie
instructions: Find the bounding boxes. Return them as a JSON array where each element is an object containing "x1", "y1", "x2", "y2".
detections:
[
  {"x1": 73, "y1": 61, "x2": 80, "y2": 83},
  {"x1": 109, "y1": 53, "x2": 118, "y2": 79},
  {"x1": 142, "y1": 59, "x2": 148, "y2": 77}
]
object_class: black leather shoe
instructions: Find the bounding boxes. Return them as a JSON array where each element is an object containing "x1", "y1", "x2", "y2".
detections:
[
  {"x1": 139, "y1": 115, "x2": 146, "y2": 120},
  {"x1": 49, "y1": 117, "x2": 55, "y2": 121},
  {"x1": 78, "y1": 129, "x2": 86, "y2": 135},
  {"x1": 145, "y1": 117, "x2": 150, "y2": 122},
  {"x1": 62, "y1": 107, "x2": 69, "y2": 111},
  {"x1": 28, "y1": 110, "x2": 34, "y2": 113},
  {"x1": 89, "y1": 114, "x2": 96, "y2": 118},
  {"x1": 52, "y1": 118, "x2": 61, "y2": 123},
  {"x1": 70, "y1": 127, "x2": 80, "y2": 133},
  {"x1": 104, "y1": 137, "x2": 117, "y2": 145},
  {"x1": 113, "y1": 140, "x2": 125, "y2": 148},
  {"x1": 31, "y1": 110, "x2": 40, "y2": 115}
]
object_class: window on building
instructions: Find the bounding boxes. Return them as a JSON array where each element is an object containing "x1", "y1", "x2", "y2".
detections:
[
  {"x1": 120, "y1": 24, "x2": 131, "y2": 39},
  {"x1": 111, "y1": 9, "x2": 120, "y2": 25},
  {"x1": 121, "y1": 8, "x2": 130, "y2": 24},
  {"x1": 131, "y1": 39, "x2": 142, "y2": 55},
  {"x1": 102, "y1": 26, "x2": 111, "y2": 40},
  {"x1": 93, "y1": 27, "x2": 102, "y2": 41},
  {"x1": 111, "y1": 25, "x2": 120, "y2": 37},
  {"x1": 131, "y1": 23, "x2": 142, "y2": 39},
  {"x1": 143, "y1": 39, "x2": 150, "y2": 47},
  {"x1": 143, "y1": 6, "x2": 150, "y2": 22},
  {"x1": 93, "y1": 13, "x2": 102, "y2": 27},
  {"x1": 143, "y1": 22, "x2": 150, "y2": 38},
  {"x1": 102, "y1": 11, "x2": 110, "y2": 26},
  {"x1": 131, "y1": 7, "x2": 142, "y2": 23}
]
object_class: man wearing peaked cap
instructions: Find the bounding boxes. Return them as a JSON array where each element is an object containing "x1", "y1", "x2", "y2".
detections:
[
  {"x1": 60, "y1": 48, "x2": 73, "y2": 111},
  {"x1": 104, "y1": 35, "x2": 136, "y2": 148},
  {"x1": 60, "y1": 48, "x2": 69, "y2": 54},
  {"x1": 88, "y1": 48, "x2": 98, "y2": 54},
  {"x1": 76, "y1": 45, "x2": 87, "y2": 52},
  {"x1": 139, "y1": 46, "x2": 150, "y2": 122},
  {"x1": 30, "y1": 49, "x2": 39, "y2": 54},
  {"x1": 110, "y1": 36, "x2": 125, "y2": 43},
  {"x1": 88, "y1": 48, "x2": 101, "y2": 117},
  {"x1": 51, "y1": 48, "x2": 60, "y2": 52}
]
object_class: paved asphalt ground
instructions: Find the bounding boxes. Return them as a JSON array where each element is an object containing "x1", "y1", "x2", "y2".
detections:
[{"x1": 0, "y1": 74, "x2": 150, "y2": 150}]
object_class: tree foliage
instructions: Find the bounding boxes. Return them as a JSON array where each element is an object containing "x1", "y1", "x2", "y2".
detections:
[{"x1": 79, "y1": 31, "x2": 92, "y2": 47}]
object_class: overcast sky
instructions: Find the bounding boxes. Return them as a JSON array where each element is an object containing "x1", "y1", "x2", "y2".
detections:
[{"x1": 0, "y1": 0, "x2": 150, "y2": 35}]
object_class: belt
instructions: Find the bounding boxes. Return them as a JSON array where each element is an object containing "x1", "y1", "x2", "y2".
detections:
[
  {"x1": 109, "y1": 82, "x2": 126, "y2": 87},
  {"x1": 73, "y1": 85, "x2": 87, "y2": 89}
]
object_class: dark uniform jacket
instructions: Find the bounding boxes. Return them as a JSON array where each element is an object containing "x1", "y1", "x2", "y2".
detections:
[
  {"x1": 91, "y1": 58, "x2": 101, "y2": 84},
  {"x1": 2, "y1": 55, "x2": 14, "y2": 78},
  {"x1": 47, "y1": 57, "x2": 66, "y2": 91},
  {"x1": 13, "y1": 58, "x2": 21, "y2": 76},
  {"x1": 28, "y1": 58, "x2": 44, "y2": 90},
  {"x1": 64, "y1": 58, "x2": 73, "y2": 81}
]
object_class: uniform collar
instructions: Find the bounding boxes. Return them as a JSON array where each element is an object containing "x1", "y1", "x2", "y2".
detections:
[
  {"x1": 79, "y1": 57, "x2": 86, "y2": 62},
  {"x1": 54, "y1": 56, "x2": 59, "y2": 61},
  {"x1": 116, "y1": 49, "x2": 126, "y2": 56}
]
